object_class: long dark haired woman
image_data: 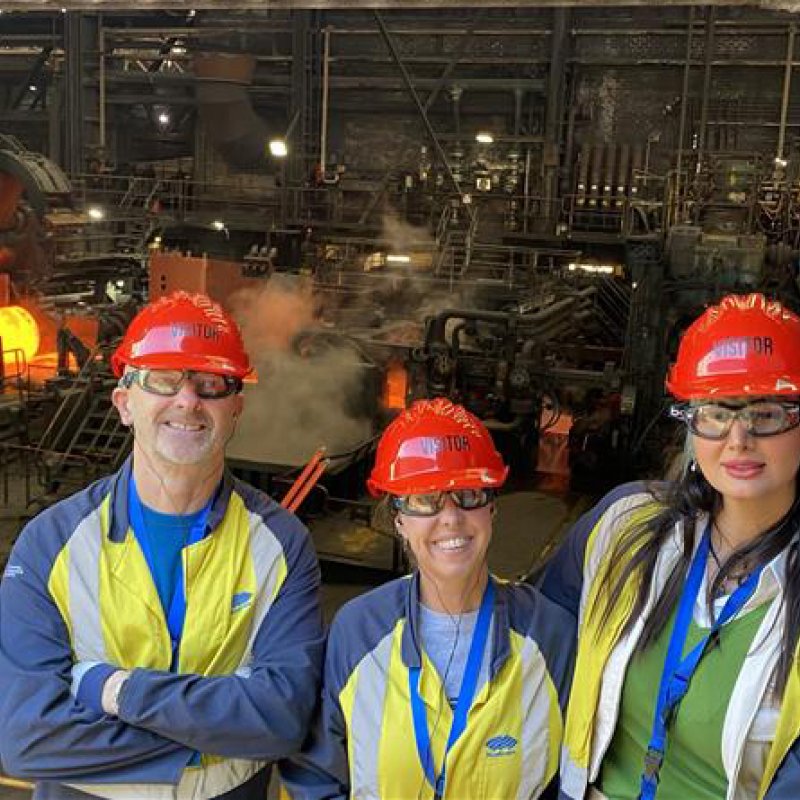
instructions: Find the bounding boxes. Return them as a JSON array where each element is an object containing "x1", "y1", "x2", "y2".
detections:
[{"x1": 539, "y1": 293, "x2": 800, "y2": 800}]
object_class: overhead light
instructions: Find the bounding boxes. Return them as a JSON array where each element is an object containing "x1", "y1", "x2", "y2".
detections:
[
  {"x1": 475, "y1": 132, "x2": 494, "y2": 144},
  {"x1": 170, "y1": 43, "x2": 187, "y2": 56},
  {"x1": 567, "y1": 262, "x2": 616, "y2": 275},
  {"x1": 187, "y1": 8, "x2": 196, "y2": 17},
  {"x1": 775, "y1": 156, "x2": 788, "y2": 168},
  {"x1": 87, "y1": 206, "x2": 105, "y2": 221},
  {"x1": 157, "y1": 111, "x2": 170, "y2": 126},
  {"x1": 386, "y1": 254, "x2": 411, "y2": 264},
  {"x1": 211, "y1": 220, "x2": 226, "y2": 231},
  {"x1": 269, "y1": 139, "x2": 288, "y2": 158},
  {"x1": 29, "y1": 84, "x2": 37, "y2": 92}
]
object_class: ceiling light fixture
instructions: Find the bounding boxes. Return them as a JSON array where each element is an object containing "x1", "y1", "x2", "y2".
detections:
[{"x1": 269, "y1": 139, "x2": 288, "y2": 158}]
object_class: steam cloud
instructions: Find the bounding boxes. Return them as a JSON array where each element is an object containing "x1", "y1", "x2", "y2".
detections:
[
  {"x1": 227, "y1": 276, "x2": 374, "y2": 467},
  {"x1": 325, "y1": 214, "x2": 475, "y2": 337}
]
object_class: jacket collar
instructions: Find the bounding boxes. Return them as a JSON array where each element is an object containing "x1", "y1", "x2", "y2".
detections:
[
  {"x1": 108, "y1": 455, "x2": 233, "y2": 542},
  {"x1": 400, "y1": 571, "x2": 510, "y2": 678}
]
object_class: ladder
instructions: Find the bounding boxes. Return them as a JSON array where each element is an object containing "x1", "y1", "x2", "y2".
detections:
[{"x1": 34, "y1": 347, "x2": 132, "y2": 497}]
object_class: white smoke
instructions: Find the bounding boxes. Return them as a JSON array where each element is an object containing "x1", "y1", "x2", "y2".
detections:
[{"x1": 227, "y1": 277, "x2": 375, "y2": 467}]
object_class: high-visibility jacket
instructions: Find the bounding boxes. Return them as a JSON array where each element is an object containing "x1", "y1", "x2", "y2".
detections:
[
  {"x1": 537, "y1": 481, "x2": 800, "y2": 800},
  {"x1": 280, "y1": 572, "x2": 575, "y2": 800},
  {"x1": 0, "y1": 458, "x2": 325, "y2": 800}
]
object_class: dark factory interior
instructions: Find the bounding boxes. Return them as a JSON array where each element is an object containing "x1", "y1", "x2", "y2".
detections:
[{"x1": 0, "y1": 1, "x2": 798, "y2": 792}]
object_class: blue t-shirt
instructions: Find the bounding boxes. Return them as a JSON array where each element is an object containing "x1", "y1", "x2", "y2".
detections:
[{"x1": 139, "y1": 503, "x2": 206, "y2": 616}]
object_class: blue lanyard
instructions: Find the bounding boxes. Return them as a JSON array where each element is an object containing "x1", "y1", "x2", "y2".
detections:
[
  {"x1": 408, "y1": 579, "x2": 494, "y2": 799},
  {"x1": 128, "y1": 478, "x2": 213, "y2": 671},
  {"x1": 639, "y1": 524, "x2": 763, "y2": 800}
]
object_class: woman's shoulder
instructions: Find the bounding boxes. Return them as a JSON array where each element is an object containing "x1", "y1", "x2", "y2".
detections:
[
  {"x1": 536, "y1": 481, "x2": 670, "y2": 616},
  {"x1": 502, "y1": 578, "x2": 577, "y2": 631},
  {"x1": 501, "y1": 579, "x2": 576, "y2": 685},
  {"x1": 328, "y1": 577, "x2": 410, "y2": 644},
  {"x1": 595, "y1": 480, "x2": 668, "y2": 519}
]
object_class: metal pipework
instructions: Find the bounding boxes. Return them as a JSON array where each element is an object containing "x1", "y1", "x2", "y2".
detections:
[
  {"x1": 424, "y1": 309, "x2": 513, "y2": 352},
  {"x1": 424, "y1": 297, "x2": 582, "y2": 353},
  {"x1": 99, "y1": 25, "x2": 106, "y2": 156},
  {"x1": 674, "y1": 7, "x2": 695, "y2": 223},
  {"x1": 320, "y1": 27, "x2": 331, "y2": 174},
  {"x1": 697, "y1": 7, "x2": 716, "y2": 172},
  {"x1": 777, "y1": 23, "x2": 796, "y2": 163}
]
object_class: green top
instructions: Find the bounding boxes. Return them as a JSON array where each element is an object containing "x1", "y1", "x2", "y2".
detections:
[{"x1": 599, "y1": 598, "x2": 770, "y2": 800}]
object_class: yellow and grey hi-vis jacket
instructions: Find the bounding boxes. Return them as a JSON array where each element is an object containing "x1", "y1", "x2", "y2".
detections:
[
  {"x1": 0, "y1": 458, "x2": 325, "y2": 800},
  {"x1": 537, "y1": 481, "x2": 800, "y2": 800},
  {"x1": 279, "y1": 572, "x2": 575, "y2": 800}
]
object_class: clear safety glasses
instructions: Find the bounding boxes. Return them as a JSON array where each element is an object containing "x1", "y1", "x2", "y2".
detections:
[
  {"x1": 669, "y1": 400, "x2": 800, "y2": 440},
  {"x1": 120, "y1": 368, "x2": 243, "y2": 400},
  {"x1": 393, "y1": 488, "x2": 495, "y2": 517}
]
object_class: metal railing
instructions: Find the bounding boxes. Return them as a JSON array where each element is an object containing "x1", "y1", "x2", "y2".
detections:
[
  {"x1": 0, "y1": 442, "x2": 93, "y2": 510},
  {"x1": 34, "y1": 342, "x2": 124, "y2": 480}
]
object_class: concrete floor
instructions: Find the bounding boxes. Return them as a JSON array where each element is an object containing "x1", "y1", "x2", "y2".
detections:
[{"x1": 0, "y1": 475, "x2": 589, "y2": 799}]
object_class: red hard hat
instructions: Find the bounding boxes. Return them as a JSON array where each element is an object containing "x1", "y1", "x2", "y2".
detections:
[
  {"x1": 111, "y1": 291, "x2": 252, "y2": 379},
  {"x1": 666, "y1": 293, "x2": 800, "y2": 400},
  {"x1": 367, "y1": 398, "x2": 509, "y2": 496}
]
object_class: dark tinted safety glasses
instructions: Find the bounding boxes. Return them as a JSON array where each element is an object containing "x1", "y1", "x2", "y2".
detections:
[
  {"x1": 393, "y1": 488, "x2": 495, "y2": 517},
  {"x1": 120, "y1": 368, "x2": 243, "y2": 399},
  {"x1": 669, "y1": 401, "x2": 800, "y2": 440}
]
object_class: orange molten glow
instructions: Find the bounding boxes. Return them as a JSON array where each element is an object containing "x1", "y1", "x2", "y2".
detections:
[
  {"x1": 382, "y1": 361, "x2": 408, "y2": 410},
  {"x1": 0, "y1": 306, "x2": 40, "y2": 366}
]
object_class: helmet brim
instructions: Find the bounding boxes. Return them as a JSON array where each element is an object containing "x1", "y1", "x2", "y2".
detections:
[
  {"x1": 123, "y1": 351, "x2": 253, "y2": 379},
  {"x1": 367, "y1": 466, "x2": 508, "y2": 497},
  {"x1": 667, "y1": 375, "x2": 800, "y2": 401}
]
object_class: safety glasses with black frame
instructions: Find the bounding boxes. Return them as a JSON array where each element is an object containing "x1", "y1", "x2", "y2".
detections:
[
  {"x1": 669, "y1": 399, "x2": 800, "y2": 440},
  {"x1": 119, "y1": 368, "x2": 243, "y2": 400},
  {"x1": 392, "y1": 488, "x2": 496, "y2": 517}
]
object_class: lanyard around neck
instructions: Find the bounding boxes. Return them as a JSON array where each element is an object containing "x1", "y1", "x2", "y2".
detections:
[
  {"x1": 408, "y1": 578, "x2": 494, "y2": 799},
  {"x1": 639, "y1": 523, "x2": 763, "y2": 800},
  {"x1": 128, "y1": 477, "x2": 214, "y2": 670}
]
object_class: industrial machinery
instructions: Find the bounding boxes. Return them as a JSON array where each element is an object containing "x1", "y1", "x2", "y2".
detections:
[
  {"x1": 7, "y1": 7, "x2": 800, "y2": 502},
  {"x1": 0, "y1": 135, "x2": 141, "y2": 507}
]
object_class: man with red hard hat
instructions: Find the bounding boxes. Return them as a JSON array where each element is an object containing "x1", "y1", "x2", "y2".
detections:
[{"x1": 0, "y1": 291, "x2": 325, "y2": 800}]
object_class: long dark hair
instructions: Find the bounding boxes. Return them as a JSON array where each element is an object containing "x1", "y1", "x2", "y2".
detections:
[{"x1": 596, "y1": 448, "x2": 800, "y2": 697}]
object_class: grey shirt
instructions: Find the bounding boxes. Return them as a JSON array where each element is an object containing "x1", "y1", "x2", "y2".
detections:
[{"x1": 419, "y1": 604, "x2": 493, "y2": 707}]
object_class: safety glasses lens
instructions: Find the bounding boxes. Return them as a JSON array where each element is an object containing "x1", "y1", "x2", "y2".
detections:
[
  {"x1": 673, "y1": 402, "x2": 800, "y2": 439},
  {"x1": 140, "y1": 369, "x2": 184, "y2": 395},
  {"x1": 134, "y1": 370, "x2": 240, "y2": 399},
  {"x1": 394, "y1": 489, "x2": 494, "y2": 516},
  {"x1": 188, "y1": 372, "x2": 235, "y2": 398}
]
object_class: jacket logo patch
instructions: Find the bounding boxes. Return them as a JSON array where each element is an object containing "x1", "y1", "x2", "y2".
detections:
[
  {"x1": 2, "y1": 564, "x2": 23, "y2": 579},
  {"x1": 231, "y1": 591, "x2": 253, "y2": 612},
  {"x1": 486, "y1": 734, "x2": 517, "y2": 757}
]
